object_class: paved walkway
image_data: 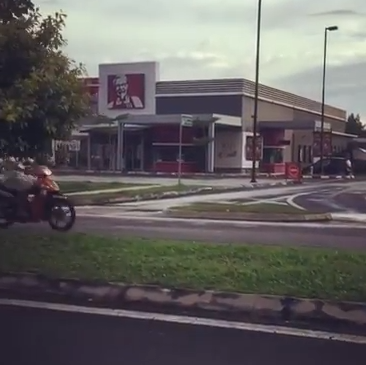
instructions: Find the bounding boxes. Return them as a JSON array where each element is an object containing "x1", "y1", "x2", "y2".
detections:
[
  {"x1": 54, "y1": 174, "x2": 287, "y2": 188},
  {"x1": 66, "y1": 185, "x2": 160, "y2": 196}
]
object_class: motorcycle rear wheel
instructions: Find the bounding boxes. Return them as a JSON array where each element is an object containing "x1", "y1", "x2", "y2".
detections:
[{"x1": 48, "y1": 198, "x2": 76, "y2": 232}]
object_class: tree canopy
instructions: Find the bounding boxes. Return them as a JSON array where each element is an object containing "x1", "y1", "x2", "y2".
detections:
[
  {"x1": 0, "y1": 0, "x2": 89, "y2": 156},
  {"x1": 345, "y1": 113, "x2": 365, "y2": 137}
]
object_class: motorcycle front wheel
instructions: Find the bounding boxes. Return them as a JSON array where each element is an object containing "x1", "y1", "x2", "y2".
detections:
[{"x1": 48, "y1": 198, "x2": 76, "y2": 232}]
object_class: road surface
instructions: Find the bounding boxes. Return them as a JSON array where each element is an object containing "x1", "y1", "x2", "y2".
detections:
[
  {"x1": 5, "y1": 180, "x2": 366, "y2": 248},
  {"x1": 229, "y1": 180, "x2": 366, "y2": 213},
  {"x1": 11, "y1": 211, "x2": 366, "y2": 249},
  {"x1": 1, "y1": 300, "x2": 365, "y2": 365}
]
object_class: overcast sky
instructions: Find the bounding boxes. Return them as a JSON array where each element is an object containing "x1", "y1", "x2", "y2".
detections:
[{"x1": 39, "y1": 0, "x2": 366, "y2": 119}]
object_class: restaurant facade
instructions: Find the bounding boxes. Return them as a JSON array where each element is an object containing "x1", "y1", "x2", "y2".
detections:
[{"x1": 56, "y1": 61, "x2": 352, "y2": 173}]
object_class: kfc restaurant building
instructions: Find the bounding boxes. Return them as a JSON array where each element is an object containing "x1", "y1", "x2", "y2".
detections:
[{"x1": 65, "y1": 61, "x2": 351, "y2": 174}]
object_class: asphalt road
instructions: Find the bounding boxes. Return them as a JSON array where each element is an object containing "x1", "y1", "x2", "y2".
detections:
[
  {"x1": 232, "y1": 181, "x2": 366, "y2": 213},
  {"x1": 1, "y1": 304, "x2": 365, "y2": 365},
  {"x1": 10, "y1": 214, "x2": 366, "y2": 249},
  {"x1": 293, "y1": 185, "x2": 366, "y2": 213}
]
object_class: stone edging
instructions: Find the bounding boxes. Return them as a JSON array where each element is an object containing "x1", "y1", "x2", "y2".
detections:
[
  {"x1": 70, "y1": 181, "x2": 296, "y2": 206},
  {"x1": 54, "y1": 169, "x2": 285, "y2": 179},
  {"x1": 0, "y1": 272, "x2": 365, "y2": 326},
  {"x1": 53, "y1": 169, "x2": 362, "y2": 180},
  {"x1": 165, "y1": 210, "x2": 332, "y2": 222}
]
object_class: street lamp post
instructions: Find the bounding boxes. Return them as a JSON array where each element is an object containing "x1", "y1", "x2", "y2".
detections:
[
  {"x1": 319, "y1": 25, "x2": 338, "y2": 175},
  {"x1": 250, "y1": 0, "x2": 262, "y2": 183}
]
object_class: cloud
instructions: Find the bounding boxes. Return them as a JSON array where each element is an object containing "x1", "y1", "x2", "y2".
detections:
[
  {"x1": 309, "y1": 9, "x2": 366, "y2": 17},
  {"x1": 275, "y1": 61, "x2": 366, "y2": 115},
  {"x1": 37, "y1": 0, "x2": 366, "y2": 118}
]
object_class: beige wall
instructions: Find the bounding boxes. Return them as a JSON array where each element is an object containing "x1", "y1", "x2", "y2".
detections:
[
  {"x1": 242, "y1": 96, "x2": 346, "y2": 133},
  {"x1": 293, "y1": 110, "x2": 346, "y2": 133},
  {"x1": 282, "y1": 129, "x2": 293, "y2": 163},
  {"x1": 292, "y1": 130, "x2": 314, "y2": 167},
  {"x1": 241, "y1": 95, "x2": 348, "y2": 167},
  {"x1": 214, "y1": 130, "x2": 242, "y2": 169},
  {"x1": 242, "y1": 97, "x2": 293, "y2": 130},
  {"x1": 332, "y1": 135, "x2": 350, "y2": 154},
  {"x1": 290, "y1": 131, "x2": 351, "y2": 167}
]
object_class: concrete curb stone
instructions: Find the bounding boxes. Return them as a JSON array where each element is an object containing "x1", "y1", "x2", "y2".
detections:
[
  {"x1": 69, "y1": 181, "x2": 297, "y2": 206},
  {"x1": 330, "y1": 215, "x2": 366, "y2": 223},
  {"x1": 0, "y1": 272, "x2": 365, "y2": 326},
  {"x1": 165, "y1": 210, "x2": 333, "y2": 222},
  {"x1": 53, "y1": 169, "x2": 362, "y2": 180},
  {"x1": 303, "y1": 175, "x2": 352, "y2": 180},
  {"x1": 54, "y1": 169, "x2": 284, "y2": 179}
]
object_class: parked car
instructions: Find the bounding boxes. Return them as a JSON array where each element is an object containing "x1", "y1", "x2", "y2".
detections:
[{"x1": 302, "y1": 157, "x2": 347, "y2": 176}]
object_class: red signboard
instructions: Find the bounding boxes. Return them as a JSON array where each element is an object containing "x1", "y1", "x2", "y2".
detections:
[
  {"x1": 285, "y1": 162, "x2": 302, "y2": 182},
  {"x1": 107, "y1": 74, "x2": 145, "y2": 110}
]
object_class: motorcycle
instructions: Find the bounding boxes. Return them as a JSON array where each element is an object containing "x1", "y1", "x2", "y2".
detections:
[{"x1": 0, "y1": 165, "x2": 76, "y2": 231}]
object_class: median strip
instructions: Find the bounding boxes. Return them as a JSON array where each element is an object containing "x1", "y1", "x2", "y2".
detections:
[
  {"x1": 58, "y1": 181, "x2": 139, "y2": 194},
  {"x1": 0, "y1": 233, "x2": 365, "y2": 325},
  {"x1": 166, "y1": 202, "x2": 332, "y2": 222},
  {"x1": 68, "y1": 184, "x2": 205, "y2": 205}
]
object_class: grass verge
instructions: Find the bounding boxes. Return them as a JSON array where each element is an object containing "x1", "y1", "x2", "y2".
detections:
[
  {"x1": 58, "y1": 181, "x2": 138, "y2": 193},
  {"x1": 0, "y1": 232, "x2": 365, "y2": 302},
  {"x1": 171, "y1": 202, "x2": 306, "y2": 214},
  {"x1": 71, "y1": 184, "x2": 201, "y2": 203}
]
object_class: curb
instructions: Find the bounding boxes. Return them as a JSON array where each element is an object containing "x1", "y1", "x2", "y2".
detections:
[
  {"x1": 303, "y1": 175, "x2": 354, "y2": 180},
  {"x1": 68, "y1": 181, "x2": 297, "y2": 206},
  {"x1": 0, "y1": 272, "x2": 365, "y2": 326},
  {"x1": 165, "y1": 210, "x2": 332, "y2": 222},
  {"x1": 51, "y1": 170, "x2": 364, "y2": 180},
  {"x1": 330, "y1": 215, "x2": 366, "y2": 224},
  {"x1": 54, "y1": 169, "x2": 285, "y2": 179}
]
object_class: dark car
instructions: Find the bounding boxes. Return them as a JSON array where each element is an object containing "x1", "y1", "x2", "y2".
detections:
[{"x1": 302, "y1": 157, "x2": 347, "y2": 176}]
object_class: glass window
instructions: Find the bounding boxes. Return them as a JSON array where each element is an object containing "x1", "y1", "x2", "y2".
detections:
[
  {"x1": 302, "y1": 146, "x2": 307, "y2": 163},
  {"x1": 308, "y1": 147, "x2": 312, "y2": 163},
  {"x1": 297, "y1": 145, "x2": 302, "y2": 162},
  {"x1": 153, "y1": 146, "x2": 197, "y2": 163},
  {"x1": 262, "y1": 147, "x2": 283, "y2": 164}
]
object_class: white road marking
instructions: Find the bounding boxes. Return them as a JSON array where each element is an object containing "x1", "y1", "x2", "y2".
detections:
[
  {"x1": 286, "y1": 193, "x2": 308, "y2": 211},
  {"x1": 240, "y1": 200, "x2": 288, "y2": 206},
  {"x1": 0, "y1": 298, "x2": 365, "y2": 344}
]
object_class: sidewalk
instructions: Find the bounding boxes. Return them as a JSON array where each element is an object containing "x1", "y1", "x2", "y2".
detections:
[
  {"x1": 53, "y1": 168, "x2": 283, "y2": 179},
  {"x1": 54, "y1": 174, "x2": 291, "y2": 188},
  {"x1": 66, "y1": 185, "x2": 160, "y2": 196}
]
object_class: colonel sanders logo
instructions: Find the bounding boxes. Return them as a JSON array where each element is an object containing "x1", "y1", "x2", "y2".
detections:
[{"x1": 107, "y1": 74, "x2": 145, "y2": 109}]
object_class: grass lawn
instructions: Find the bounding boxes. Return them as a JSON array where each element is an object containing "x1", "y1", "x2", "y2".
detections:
[
  {"x1": 71, "y1": 184, "x2": 200, "y2": 203},
  {"x1": 171, "y1": 202, "x2": 306, "y2": 214},
  {"x1": 58, "y1": 181, "x2": 138, "y2": 193},
  {"x1": 1, "y1": 232, "x2": 365, "y2": 302}
]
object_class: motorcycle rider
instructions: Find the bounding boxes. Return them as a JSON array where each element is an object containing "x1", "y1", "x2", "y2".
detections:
[{"x1": 2, "y1": 157, "x2": 37, "y2": 218}]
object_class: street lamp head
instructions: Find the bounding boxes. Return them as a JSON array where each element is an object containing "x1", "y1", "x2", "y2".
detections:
[{"x1": 326, "y1": 25, "x2": 338, "y2": 31}]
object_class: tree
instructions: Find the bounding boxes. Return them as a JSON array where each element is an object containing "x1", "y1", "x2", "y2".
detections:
[
  {"x1": 0, "y1": 0, "x2": 34, "y2": 23},
  {"x1": 345, "y1": 113, "x2": 364, "y2": 136},
  {"x1": 0, "y1": 0, "x2": 90, "y2": 156}
]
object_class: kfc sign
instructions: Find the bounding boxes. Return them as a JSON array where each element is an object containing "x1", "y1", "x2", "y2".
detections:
[
  {"x1": 107, "y1": 74, "x2": 145, "y2": 110},
  {"x1": 99, "y1": 61, "x2": 158, "y2": 116}
]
